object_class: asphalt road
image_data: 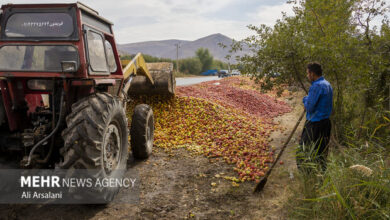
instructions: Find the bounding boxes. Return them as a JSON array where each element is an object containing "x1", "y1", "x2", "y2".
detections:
[{"x1": 176, "y1": 76, "x2": 221, "y2": 86}]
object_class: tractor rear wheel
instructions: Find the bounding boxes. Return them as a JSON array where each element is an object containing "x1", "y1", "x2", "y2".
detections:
[
  {"x1": 130, "y1": 104, "x2": 154, "y2": 159},
  {"x1": 60, "y1": 92, "x2": 128, "y2": 203}
]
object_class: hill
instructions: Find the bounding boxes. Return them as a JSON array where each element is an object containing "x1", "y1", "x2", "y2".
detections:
[{"x1": 117, "y1": 33, "x2": 248, "y2": 63}]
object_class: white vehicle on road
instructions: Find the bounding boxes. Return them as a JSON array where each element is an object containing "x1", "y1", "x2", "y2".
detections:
[{"x1": 231, "y1": 69, "x2": 241, "y2": 76}]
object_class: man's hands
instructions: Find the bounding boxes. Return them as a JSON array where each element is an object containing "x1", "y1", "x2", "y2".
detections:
[
  {"x1": 303, "y1": 96, "x2": 308, "y2": 104},
  {"x1": 303, "y1": 96, "x2": 308, "y2": 110}
]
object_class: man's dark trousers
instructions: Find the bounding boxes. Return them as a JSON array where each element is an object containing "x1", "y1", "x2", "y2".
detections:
[{"x1": 297, "y1": 118, "x2": 331, "y2": 173}]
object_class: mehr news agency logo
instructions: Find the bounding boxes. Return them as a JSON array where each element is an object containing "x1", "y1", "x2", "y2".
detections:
[{"x1": 19, "y1": 175, "x2": 137, "y2": 199}]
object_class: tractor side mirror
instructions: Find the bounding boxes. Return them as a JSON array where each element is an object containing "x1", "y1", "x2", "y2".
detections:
[{"x1": 61, "y1": 61, "x2": 77, "y2": 73}]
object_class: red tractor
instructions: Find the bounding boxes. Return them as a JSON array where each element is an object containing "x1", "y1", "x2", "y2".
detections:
[{"x1": 0, "y1": 2, "x2": 175, "y2": 201}]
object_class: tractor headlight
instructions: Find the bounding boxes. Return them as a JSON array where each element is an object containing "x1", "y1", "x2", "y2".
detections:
[
  {"x1": 61, "y1": 61, "x2": 77, "y2": 73},
  {"x1": 27, "y1": 80, "x2": 54, "y2": 91}
]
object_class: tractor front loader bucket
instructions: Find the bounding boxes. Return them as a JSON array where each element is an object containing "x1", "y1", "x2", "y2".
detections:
[{"x1": 121, "y1": 54, "x2": 175, "y2": 97}]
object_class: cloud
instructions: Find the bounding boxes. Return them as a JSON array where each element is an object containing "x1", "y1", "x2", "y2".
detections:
[
  {"x1": 115, "y1": 16, "x2": 248, "y2": 43},
  {"x1": 248, "y1": 3, "x2": 294, "y2": 27},
  {"x1": 0, "y1": 0, "x2": 294, "y2": 43},
  {"x1": 110, "y1": 1, "x2": 294, "y2": 43}
]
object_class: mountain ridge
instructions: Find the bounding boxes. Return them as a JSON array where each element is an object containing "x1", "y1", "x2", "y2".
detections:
[{"x1": 117, "y1": 33, "x2": 248, "y2": 63}]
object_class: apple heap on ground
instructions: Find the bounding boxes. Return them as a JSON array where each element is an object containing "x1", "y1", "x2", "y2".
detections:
[
  {"x1": 177, "y1": 77, "x2": 291, "y2": 122},
  {"x1": 127, "y1": 77, "x2": 292, "y2": 182}
]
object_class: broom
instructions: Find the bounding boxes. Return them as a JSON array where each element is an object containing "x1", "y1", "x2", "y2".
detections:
[{"x1": 254, "y1": 109, "x2": 306, "y2": 192}]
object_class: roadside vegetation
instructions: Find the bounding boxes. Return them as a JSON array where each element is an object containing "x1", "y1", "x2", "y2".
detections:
[
  {"x1": 230, "y1": 0, "x2": 390, "y2": 218},
  {"x1": 121, "y1": 48, "x2": 229, "y2": 76}
]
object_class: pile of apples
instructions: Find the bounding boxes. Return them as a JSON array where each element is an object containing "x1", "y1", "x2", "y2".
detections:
[
  {"x1": 128, "y1": 77, "x2": 291, "y2": 182},
  {"x1": 177, "y1": 77, "x2": 291, "y2": 119}
]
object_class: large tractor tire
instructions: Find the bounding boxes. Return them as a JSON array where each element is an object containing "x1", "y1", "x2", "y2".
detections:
[
  {"x1": 60, "y1": 93, "x2": 128, "y2": 203},
  {"x1": 130, "y1": 104, "x2": 154, "y2": 159}
]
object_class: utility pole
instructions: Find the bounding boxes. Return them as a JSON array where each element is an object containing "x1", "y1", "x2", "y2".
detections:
[{"x1": 175, "y1": 43, "x2": 180, "y2": 73}]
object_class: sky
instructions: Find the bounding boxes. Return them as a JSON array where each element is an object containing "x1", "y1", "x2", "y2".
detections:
[
  {"x1": 1, "y1": 0, "x2": 295, "y2": 43},
  {"x1": 1, "y1": 0, "x2": 389, "y2": 44}
]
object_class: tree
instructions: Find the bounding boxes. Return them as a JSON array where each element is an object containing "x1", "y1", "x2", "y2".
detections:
[
  {"x1": 231, "y1": 0, "x2": 390, "y2": 143},
  {"x1": 211, "y1": 60, "x2": 228, "y2": 70},
  {"x1": 195, "y1": 48, "x2": 214, "y2": 72},
  {"x1": 179, "y1": 57, "x2": 202, "y2": 75}
]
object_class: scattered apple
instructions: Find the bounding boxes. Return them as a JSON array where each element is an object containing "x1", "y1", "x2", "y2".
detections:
[{"x1": 127, "y1": 77, "x2": 292, "y2": 182}]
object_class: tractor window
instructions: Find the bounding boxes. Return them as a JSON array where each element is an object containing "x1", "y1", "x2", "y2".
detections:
[
  {"x1": 5, "y1": 13, "x2": 74, "y2": 38},
  {"x1": 0, "y1": 45, "x2": 79, "y2": 72},
  {"x1": 87, "y1": 31, "x2": 108, "y2": 72},
  {"x1": 105, "y1": 40, "x2": 117, "y2": 72}
]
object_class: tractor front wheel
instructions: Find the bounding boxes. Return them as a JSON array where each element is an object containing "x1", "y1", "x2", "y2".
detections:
[
  {"x1": 60, "y1": 92, "x2": 128, "y2": 203},
  {"x1": 130, "y1": 104, "x2": 154, "y2": 159}
]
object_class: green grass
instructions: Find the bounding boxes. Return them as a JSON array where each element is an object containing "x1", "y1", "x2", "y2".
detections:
[{"x1": 288, "y1": 142, "x2": 390, "y2": 220}]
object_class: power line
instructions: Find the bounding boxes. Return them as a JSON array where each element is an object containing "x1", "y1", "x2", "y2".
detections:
[{"x1": 174, "y1": 43, "x2": 180, "y2": 73}]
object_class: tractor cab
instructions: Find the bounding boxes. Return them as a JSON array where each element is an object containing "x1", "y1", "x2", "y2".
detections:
[
  {"x1": 0, "y1": 3, "x2": 124, "y2": 135},
  {"x1": 0, "y1": 3, "x2": 126, "y2": 166},
  {"x1": 0, "y1": 2, "x2": 121, "y2": 77},
  {"x1": 0, "y1": 5, "x2": 80, "y2": 74}
]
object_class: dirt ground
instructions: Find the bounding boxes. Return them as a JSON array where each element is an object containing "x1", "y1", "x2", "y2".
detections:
[{"x1": 0, "y1": 92, "x2": 305, "y2": 220}]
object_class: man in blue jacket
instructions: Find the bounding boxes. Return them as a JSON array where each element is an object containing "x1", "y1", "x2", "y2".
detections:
[{"x1": 297, "y1": 62, "x2": 333, "y2": 173}]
